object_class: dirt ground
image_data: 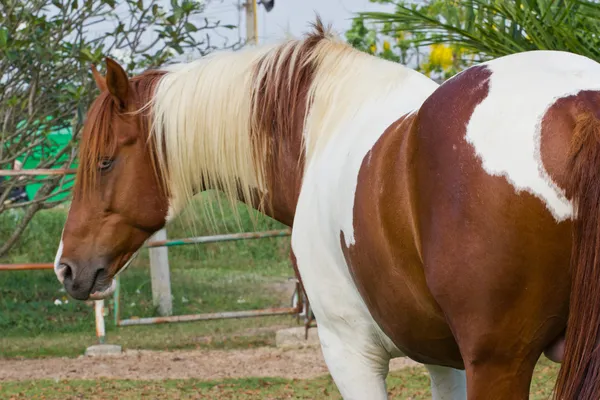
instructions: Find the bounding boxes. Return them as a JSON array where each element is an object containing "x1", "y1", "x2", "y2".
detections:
[{"x1": 0, "y1": 347, "x2": 420, "y2": 381}]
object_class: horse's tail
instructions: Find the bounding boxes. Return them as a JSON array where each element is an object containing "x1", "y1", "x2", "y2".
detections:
[{"x1": 555, "y1": 109, "x2": 600, "y2": 399}]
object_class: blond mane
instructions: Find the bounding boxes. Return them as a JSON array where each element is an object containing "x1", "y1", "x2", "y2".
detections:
[{"x1": 149, "y1": 18, "x2": 422, "y2": 220}]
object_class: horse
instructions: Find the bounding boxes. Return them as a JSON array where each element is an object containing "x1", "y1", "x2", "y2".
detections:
[{"x1": 53, "y1": 19, "x2": 600, "y2": 399}]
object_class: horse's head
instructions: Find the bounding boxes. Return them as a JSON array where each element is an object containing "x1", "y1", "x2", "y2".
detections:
[{"x1": 54, "y1": 58, "x2": 169, "y2": 300}]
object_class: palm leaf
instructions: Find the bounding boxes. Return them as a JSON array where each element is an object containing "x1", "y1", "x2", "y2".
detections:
[{"x1": 359, "y1": 0, "x2": 600, "y2": 62}]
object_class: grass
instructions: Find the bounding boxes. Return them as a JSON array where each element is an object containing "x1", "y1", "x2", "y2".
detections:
[
  {"x1": 0, "y1": 193, "x2": 297, "y2": 358},
  {"x1": 0, "y1": 357, "x2": 561, "y2": 399},
  {"x1": 0, "y1": 315, "x2": 295, "y2": 359}
]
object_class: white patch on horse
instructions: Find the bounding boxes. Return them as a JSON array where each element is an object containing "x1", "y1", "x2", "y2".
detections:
[
  {"x1": 425, "y1": 364, "x2": 467, "y2": 400},
  {"x1": 165, "y1": 201, "x2": 176, "y2": 223},
  {"x1": 292, "y1": 49, "x2": 438, "y2": 398},
  {"x1": 53, "y1": 239, "x2": 65, "y2": 283},
  {"x1": 465, "y1": 50, "x2": 600, "y2": 222}
]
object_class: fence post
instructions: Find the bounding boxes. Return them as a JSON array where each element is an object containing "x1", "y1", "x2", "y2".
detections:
[
  {"x1": 149, "y1": 228, "x2": 172, "y2": 316},
  {"x1": 94, "y1": 300, "x2": 106, "y2": 344}
]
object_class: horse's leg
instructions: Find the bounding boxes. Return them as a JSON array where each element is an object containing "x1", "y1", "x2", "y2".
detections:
[
  {"x1": 425, "y1": 364, "x2": 467, "y2": 400},
  {"x1": 462, "y1": 356, "x2": 538, "y2": 400},
  {"x1": 318, "y1": 324, "x2": 391, "y2": 400}
]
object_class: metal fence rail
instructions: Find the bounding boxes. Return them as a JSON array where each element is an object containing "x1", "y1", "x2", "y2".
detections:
[
  {"x1": 0, "y1": 263, "x2": 53, "y2": 271},
  {"x1": 0, "y1": 168, "x2": 76, "y2": 177},
  {"x1": 1, "y1": 229, "x2": 305, "y2": 345},
  {"x1": 118, "y1": 306, "x2": 300, "y2": 327},
  {"x1": 145, "y1": 229, "x2": 291, "y2": 248}
]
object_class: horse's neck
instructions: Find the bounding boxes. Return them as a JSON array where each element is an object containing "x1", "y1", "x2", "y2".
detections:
[
  {"x1": 174, "y1": 43, "x2": 436, "y2": 227},
  {"x1": 261, "y1": 139, "x2": 306, "y2": 227}
]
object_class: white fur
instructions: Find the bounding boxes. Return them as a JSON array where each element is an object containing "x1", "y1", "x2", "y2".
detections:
[
  {"x1": 426, "y1": 364, "x2": 467, "y2": 400},
  {"x1": 53, "y1": 239, "x2": 64, "y2": 283},
  {"x1": 465, "y1": 50, "x2": 600, "y2": 222},
  {"x1": 291, "y1": 52, "x2": 443, "y2": 398},
  {"x1": 89, "y1": 278, "x2": 117, "y2": 300}
]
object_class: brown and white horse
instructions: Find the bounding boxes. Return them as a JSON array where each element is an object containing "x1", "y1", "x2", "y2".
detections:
[{"x1": 54, "y1": 21, "x2": 600, "y2": 399}]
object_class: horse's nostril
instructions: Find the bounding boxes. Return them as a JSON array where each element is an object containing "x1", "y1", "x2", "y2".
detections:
[{"x1": 61, "y1": 263, "x2": 73, "y2": 283}]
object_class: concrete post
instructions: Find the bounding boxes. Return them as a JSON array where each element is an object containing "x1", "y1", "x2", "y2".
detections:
[{"x1": 149, "y1": 228, "x2": 172, "y2": 316}]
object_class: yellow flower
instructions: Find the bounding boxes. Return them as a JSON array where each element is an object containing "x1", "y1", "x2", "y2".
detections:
[
  {"x1": 383, "y1": 41, "x2": 391, "y2": 52},
  {"x1": 370, "y1": 44, "x2": 377, "y2": 53},
  {"x1": 429, "y1": 43, "x2": 454, "y2": 70}
]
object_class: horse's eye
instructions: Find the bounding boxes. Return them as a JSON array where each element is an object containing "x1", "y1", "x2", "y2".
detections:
[{"x1": 98, "y1": 158, "x2": 114, "y2": 171}]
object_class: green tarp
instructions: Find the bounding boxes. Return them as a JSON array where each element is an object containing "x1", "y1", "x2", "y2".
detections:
[{"x1": 14, "y1": 120, "x2": 77, "y2": 203}]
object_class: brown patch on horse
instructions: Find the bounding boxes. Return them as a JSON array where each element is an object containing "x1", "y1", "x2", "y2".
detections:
[
  {"x1": 540, "y1": 91, "x2": 600, "y2": 192},
  {"x1": 553, "y1": 91, "x2": 600, "y2": 400},
  {"x1": 339, "y1": 111, "x2": 464, "y2": 368},
  {"x1": 249, "y1": 19, "x2": 330, "y2": 225},
  {"x1": 74, "y1": 70, "x2": 166, "y2": 201},
  {"x1": 411, "y1": 66, "x2": 572, "y2": 397}
]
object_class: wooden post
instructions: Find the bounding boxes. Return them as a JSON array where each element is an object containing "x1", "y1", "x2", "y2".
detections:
[
  {"x1": 244, "y1": 0, "x2": 258, "y2": 45},
  {"x1": 149, "y1": 228, "x2": 172, "y2": 316},
  {"x1": 94, "y1": 300, "x2": 106, "y2": 344}
]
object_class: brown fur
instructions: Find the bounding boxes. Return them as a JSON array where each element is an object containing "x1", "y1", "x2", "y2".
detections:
[
  {"x1": 555, "y1": 110, "x2": 600, "y2": 400},
  {"x1": 411, "y1": 65, "x2": 571, "y2": 398},
  {"x1": 75, "y1": 70, "x2": 166, "y2": 201},
  {"x1": 248, "y1": 18, "x2": 329, "y2": 224},
  {"x1": 341, "y1": 112, "x2": 464, "y2": 367}
]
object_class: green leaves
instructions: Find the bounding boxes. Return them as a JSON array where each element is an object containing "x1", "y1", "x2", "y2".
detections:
[
  {"x1": 0, "y1": 0, "x2": 240, "y2": 255},
  {"x1": 347, "y1": 1, "x2": 473, "y2": 78},
  {"x1": 184, "y1": 22, "x2": 197, "y2": 32},
  {"x1": 359, "y1": 0, "x2": 600, "y2": 64},
  {"x1": 0, "y1": 29, "x2": 8, "y2": 49}
]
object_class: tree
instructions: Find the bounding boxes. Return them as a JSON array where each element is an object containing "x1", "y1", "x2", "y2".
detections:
[
  {"x1": 347, "y1": 0, "x2": 482, "y2": 81},
  {"x1": 0, "y1": 0, "x2": 238, "y2": 257},
  {"x1": 357, "y1": 0, "x2": 600, "y2": 71}
]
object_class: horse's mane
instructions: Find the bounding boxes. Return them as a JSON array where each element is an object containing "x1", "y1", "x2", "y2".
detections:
[
  {"x1": 76, "y1": 18, "x2": 414, "y2": 223},
  {"x1": 150, "y1": 17, "x2": 346, "y2": 216}
]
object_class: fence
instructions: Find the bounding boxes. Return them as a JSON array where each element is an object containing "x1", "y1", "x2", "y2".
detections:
[
  {"x1": 116, "y1": 228, "x2": 305, "y2": 327},
  {"x1": 0, "y1": 229, "x2": 309, "y2": 345},
  {"x1": 1, "y1": 168, "x2": 312, "y2": 346}
]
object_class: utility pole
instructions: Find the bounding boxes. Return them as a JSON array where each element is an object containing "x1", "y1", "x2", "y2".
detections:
[{"x1": 244, "y1": 0, "x2": 258, "y2": 45}]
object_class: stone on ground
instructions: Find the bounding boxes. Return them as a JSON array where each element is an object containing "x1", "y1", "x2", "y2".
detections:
[
  {"x1": 276, "y1": 326, "x2": 320, "y2": 350},
  {"x1": 84, "y1": 344, "x2": 122, "y2": 356}
]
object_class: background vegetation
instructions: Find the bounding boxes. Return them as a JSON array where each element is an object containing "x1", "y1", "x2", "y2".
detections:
[
  {"x1": 348, "y1": 0, "x2": 600, "y2": 81},
  {"x1": 0, "y1": 0, "x2": 238, "y2": 256}
]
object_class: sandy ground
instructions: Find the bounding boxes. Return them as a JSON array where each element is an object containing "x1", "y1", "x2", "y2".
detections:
[{"x1": 0, "y1": 347, "x2": 420, "y2": 381}]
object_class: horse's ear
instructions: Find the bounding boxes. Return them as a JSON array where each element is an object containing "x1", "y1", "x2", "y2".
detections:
[
  {"x1": 105, "y1": 57, "x2": 129, "y2": 109},
  {"x1": 91, "y1": 65, "x2": 107, "y2": 92}
]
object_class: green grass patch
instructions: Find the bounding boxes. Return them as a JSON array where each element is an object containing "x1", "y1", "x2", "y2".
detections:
[
  {"x1": 0, "y1": 358, "x2": 561, "y2": 399},
  {"x1": 0, "y1": 315, "x2": 294, "y2": 359}
]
